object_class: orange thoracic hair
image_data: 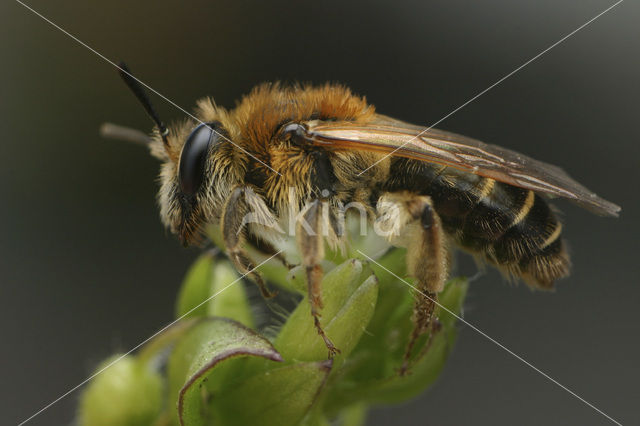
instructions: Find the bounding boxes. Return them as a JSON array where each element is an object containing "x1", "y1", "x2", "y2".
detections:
[{"x1": 196, "y1": 82, "x2": 376, "y2": 158}]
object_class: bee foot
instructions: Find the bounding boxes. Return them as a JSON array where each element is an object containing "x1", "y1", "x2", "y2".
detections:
[{"x1": 313, "y1": 315, "x2": 340, "y2": 358}]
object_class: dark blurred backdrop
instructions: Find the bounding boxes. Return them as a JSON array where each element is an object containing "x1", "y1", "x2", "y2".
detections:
[{"x1": 2, "y1": 0, "x2": 638, "y2": 425}]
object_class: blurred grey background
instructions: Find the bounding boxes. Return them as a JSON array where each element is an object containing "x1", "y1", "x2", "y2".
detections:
[{"x1": 1, "y1": 0, "x2": 638, "y2": 424}]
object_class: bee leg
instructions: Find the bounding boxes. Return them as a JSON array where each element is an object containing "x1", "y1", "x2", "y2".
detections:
[
  {"x1": 221, "y1": 187, "x2": 276, "y2": 299},
  {"x1": 415, "y1": 317, "x2": 443, "y2": 361},
  {"x1": 399, "y1": 196, "x2": 448, "y2": 375},
  {"x1": 296, "y1": 199, "x2": 340, "y2": 358},
  {"x1": 246, "y1": 232, "x2": 294, "y2": 269},
  {"x1": 400, "y1": 295, "x2": 436, "y2": 374}
]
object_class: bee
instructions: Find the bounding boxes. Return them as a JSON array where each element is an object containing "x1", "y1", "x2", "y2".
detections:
[{"x1": 111, "y1": 63, "x2": 620, "y2": 369}]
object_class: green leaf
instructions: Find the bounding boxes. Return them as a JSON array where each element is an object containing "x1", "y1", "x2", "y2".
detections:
[
  {"x1": 206, "y1": 261, "x2": 254, "y2": 328},
  {"x1": 167, "y1": 318, "x2": 283, "y2": 426},
  {"x1": 275, "y1": 259, "x2": 378, "y2": 363},
  {"x1": 362, "y1": 277, "x2": 468, "y2": 404},
  {"x1": 77, "y1": 354, "x2": 163, "y2": 426},
  {"x1": 336, "y1": 403, "x2": 368, "y2": 426},
  {"x1": 137, "y1": 320, "x2": 198, "y2": 367},
  {"x1": 175, "y1": 253, "x2": 214, "y2": 319},
  {"x1": 324, "y1": 277, "x2": 468, "y2": 410},
  {"x1": 284, "y1": 264, "x2": 307, "y2": 294},
  {"x1": 175, "y1": 253, "x2": 254, "y2": 328},
  {"x1": 210, "y1": 361, "x2": 333, "y2": 426}
]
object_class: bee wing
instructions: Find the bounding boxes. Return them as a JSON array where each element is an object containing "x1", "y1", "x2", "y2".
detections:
[{"x1": 304, "y1": 114, "x2": 620, "y2": 217}]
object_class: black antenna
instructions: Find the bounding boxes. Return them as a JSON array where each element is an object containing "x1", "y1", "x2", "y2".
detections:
[{"x1": 117, "y1": 62, "x2": 169, "y2": 146}]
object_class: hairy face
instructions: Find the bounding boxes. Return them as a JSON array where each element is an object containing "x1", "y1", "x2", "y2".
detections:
[{"x1": 151, "y1": 99, "x2": 247, "y2": 245}]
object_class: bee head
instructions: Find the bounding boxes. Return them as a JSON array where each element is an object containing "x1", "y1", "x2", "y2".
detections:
[
  {"x1": 118, "y1": 63, "x2": 244, "y2": 245},
  {"x1": 158, "y1": 120, "x2": 233, "y2": 246}
]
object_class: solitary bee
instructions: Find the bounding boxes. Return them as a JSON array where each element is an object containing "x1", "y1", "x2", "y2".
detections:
[{"x1": 111, "y1": 64, "x2": 620, "y2": 368}]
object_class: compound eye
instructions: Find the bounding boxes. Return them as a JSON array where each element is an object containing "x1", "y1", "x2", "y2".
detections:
[{"x1": 178, "y1": 122, "x2": 220, "y2": 197}]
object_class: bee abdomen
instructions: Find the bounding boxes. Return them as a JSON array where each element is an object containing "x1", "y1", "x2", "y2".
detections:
[
  {"x1": 458, "y1": 181, "x2": 570, "y2": 288},
  {"x1": 381, "y1": 159, "x2": 570, "y2": 287},
  {"x1": 459, "y1": 181, "x2": 532, "y2": 247}
]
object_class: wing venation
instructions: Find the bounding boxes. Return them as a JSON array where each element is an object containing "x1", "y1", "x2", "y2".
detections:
[{"x1": 303, "y1": 114, "x2": 620, "y2": 216}]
